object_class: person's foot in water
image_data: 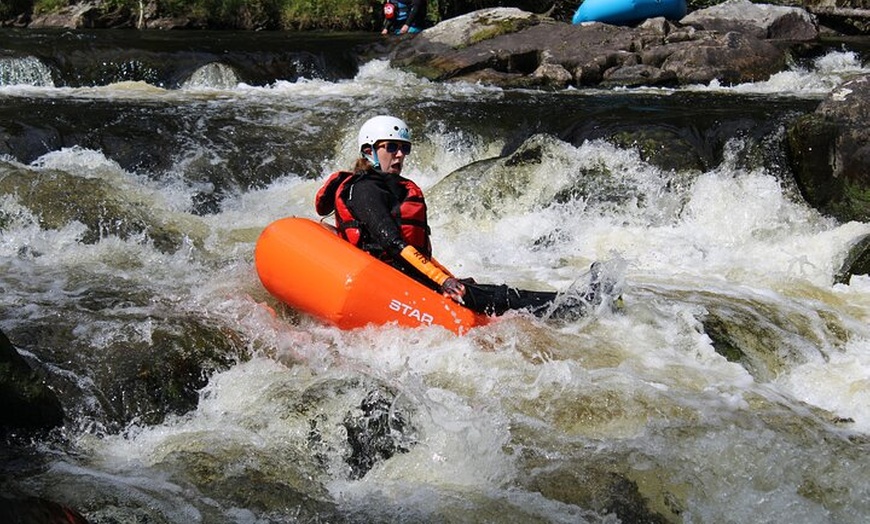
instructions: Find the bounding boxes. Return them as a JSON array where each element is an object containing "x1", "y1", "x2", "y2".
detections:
[{"x1": 546, "y1": 261, "x2": 624, "y2": 321}]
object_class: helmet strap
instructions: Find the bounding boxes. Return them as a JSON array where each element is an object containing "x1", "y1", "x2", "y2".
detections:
[{"x1": 362, "y1": 146, "x2": 380, "y2": 169}]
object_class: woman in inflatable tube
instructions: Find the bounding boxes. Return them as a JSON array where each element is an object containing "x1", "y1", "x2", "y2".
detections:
[
  {"x1": 381, "y1": 0, "x2": 427, "y2": 35},
  {"x1": 315, "y1": 115, "x2": 616, "y2": 320}
]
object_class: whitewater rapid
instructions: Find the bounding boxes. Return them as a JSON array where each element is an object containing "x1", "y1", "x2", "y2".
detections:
[{"x1": 2, "y1": 45, "x2": 869, "y2": 523}]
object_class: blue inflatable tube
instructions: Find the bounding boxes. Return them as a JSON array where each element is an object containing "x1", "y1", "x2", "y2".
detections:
[{"x1": 572, "y1": 0, "x2": 687, "y2": 25}]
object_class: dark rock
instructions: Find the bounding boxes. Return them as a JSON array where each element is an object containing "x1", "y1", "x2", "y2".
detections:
[
  {"x1": 0, "y1": 330, "x2": 64, "y2": 432},
  {"x1": 342, "y1": 387, "x2": 415, "y2": 479},
  {"x1": 531, "y1": 58, "x2": 574, "y2": 88},
  {"x1": 602, "y1": 64, "x2": 679, "y2": 87},
  {"x1": 661, "y1": 31, "x2": 788, "y2": 84},
  {"x1": 5, "y1": 305, "x2": 249, "y2": 431},
  {"x1": 802, "y1": 0, "x2": 870, "y2": 35},
  {"x1": 836, "y1": 233, "x2": 870, "y2": 283},
  {"x1": 389, "y1": 7, "x2": 792, "y2": 89},
  {"x1": 448, "y1": 67, "x2": 542, "y2": 88},
  {"x1": 787, "y1": 74, "x2": 870, "y2": 222},
  {"x1": 608, "y1": 128, "x2": 706, "y2": 173}
]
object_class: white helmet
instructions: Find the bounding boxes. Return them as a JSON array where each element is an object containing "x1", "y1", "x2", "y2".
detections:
[{"x1": 357, "y1": 115, "x2": 411, "y2": 155}]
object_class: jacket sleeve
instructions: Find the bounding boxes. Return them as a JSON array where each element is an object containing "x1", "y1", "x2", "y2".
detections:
[{"x1": 399, "y1": 245, "x2": 452, "y2": 287}]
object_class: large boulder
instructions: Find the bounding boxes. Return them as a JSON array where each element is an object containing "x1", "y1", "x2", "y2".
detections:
[
  {"x1": 6, "y1": 309, "x2": 251, "y2": 430},
  {"x1": 787, "y1": 74, "x2": 870, "y2": 223},
  {"x1": 682, "y1": 0, "x2": 819, "y2": 40},
  {"x1": 416, "y1": 7, "x2": 543, "y2": 48},
  {"x1": 660, "y1": 30, "x2": 788, "y2": 85},
  {"x1": 389, "y1": 8, "x2": 789, "y2": 89}
]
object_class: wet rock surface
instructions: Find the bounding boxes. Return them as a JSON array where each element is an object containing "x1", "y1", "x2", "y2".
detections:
[
  {"x1": 787, "y1": 74, "x2": 870, "y2": 224},
  {"x1": 0, "y1": 329, "x2": 64, "y2": 433},
  {"x1": 382, "y1": 3, "x2": 817, "y2": 90}
]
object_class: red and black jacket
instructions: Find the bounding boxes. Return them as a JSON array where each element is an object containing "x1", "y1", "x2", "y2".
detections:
[{"x1": 315, "y1": 169, "x2": 432, "y2": 261}]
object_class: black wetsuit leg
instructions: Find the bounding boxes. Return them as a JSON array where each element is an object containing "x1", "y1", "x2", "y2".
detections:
[
  {"x1": 461, "y1": 282, "x2": 557, "y2": 317},
  {"x1": 389, "y1": 260, "x2": 564, "y2": 317}
]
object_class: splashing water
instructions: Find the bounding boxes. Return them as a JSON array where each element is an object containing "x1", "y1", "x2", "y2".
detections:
[{"x1": 1, "y1": 38, "x2": 869, "y2": 523}]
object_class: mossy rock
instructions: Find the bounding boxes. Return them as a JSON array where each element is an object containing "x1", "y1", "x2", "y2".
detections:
[{"x1": 0, "y1": 163, "x2": 206, "y2": 253}]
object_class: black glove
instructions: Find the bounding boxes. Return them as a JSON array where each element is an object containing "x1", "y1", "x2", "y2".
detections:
[{"x1": 441, "y1": 277, "x2": 466, "y2": 304}]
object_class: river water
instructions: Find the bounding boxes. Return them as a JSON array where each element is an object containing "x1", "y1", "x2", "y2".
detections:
[{"x1": 2, "y1": 28, "x2": 870, "y2": 523}]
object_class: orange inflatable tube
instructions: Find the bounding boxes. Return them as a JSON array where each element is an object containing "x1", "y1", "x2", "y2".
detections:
[{"x1": 254, "y1": 217, "x2": 490, "y2": 334}]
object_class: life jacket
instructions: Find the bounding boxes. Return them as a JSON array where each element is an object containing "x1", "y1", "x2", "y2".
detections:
[
  {"x1": 383, "y1": 0, "x2": 409, "y2": 22},
  {"x1": 315, "y1": 170, "x2": 431, "y2": 258}
]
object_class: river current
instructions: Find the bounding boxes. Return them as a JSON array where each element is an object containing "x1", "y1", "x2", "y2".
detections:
[{"x1": 2, "y1": 28, "x2": 870, "y2": 523}]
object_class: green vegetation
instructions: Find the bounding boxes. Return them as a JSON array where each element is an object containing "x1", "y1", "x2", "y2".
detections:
[
  {"x1": 23, "y1": 0, "x2": 379, "y2": 30},
  {"x1": 468, "y1": 15, "x2": 538, "y2": 45},
  {"x1": 32, "y1": 0, "x2": 66, "y2": 16},
  {"x1": 278, "y1": 0, "x2": 372, "y2": 30},
  {"x1": 154, "y1": 0, "x2": 370, "y2": 30}
]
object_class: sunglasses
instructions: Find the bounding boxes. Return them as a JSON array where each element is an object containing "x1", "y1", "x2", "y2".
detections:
[{"x1": 379, "y1": 141, "x2": 412, "y2": 155}]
